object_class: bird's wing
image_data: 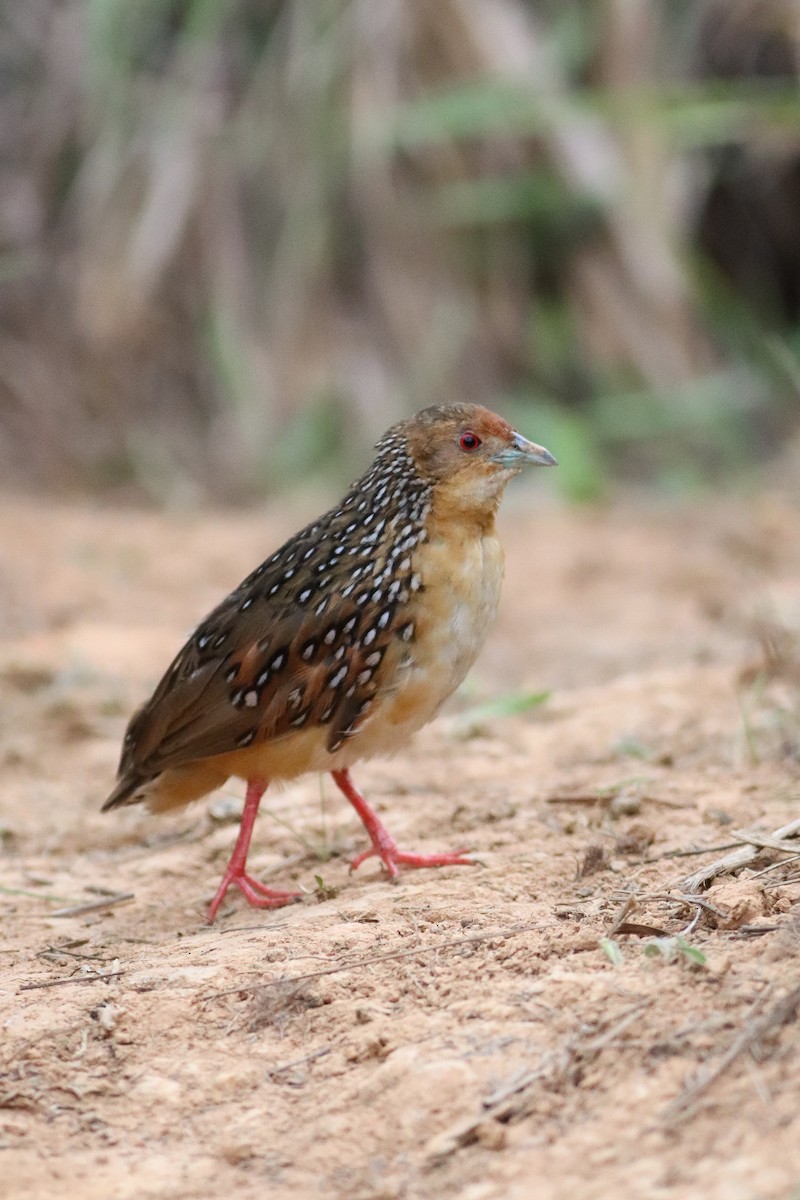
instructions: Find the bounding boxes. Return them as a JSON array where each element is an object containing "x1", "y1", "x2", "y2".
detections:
[{"x1": 113, "y1": 574, "x2": 410, "y2": 787}]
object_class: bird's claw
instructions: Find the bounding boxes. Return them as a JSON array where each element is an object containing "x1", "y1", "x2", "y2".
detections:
[
  {"x1": 207, "y1": 872, "x2": 302, "y2": 923},
  {"x1": 349, "y1": 843, "x2": 475, "y2": 878}
]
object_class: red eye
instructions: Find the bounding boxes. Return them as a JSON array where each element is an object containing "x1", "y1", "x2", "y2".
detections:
[{"x1": 459, "y1": 431, "x2": 481, "y2": 452}]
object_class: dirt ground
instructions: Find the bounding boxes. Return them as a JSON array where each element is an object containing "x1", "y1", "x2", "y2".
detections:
[{"x1": 2, "y1": 485, "x2": 800, "y2": 1200}]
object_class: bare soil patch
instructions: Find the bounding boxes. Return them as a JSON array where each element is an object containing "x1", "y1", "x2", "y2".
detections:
[{"x1": 2, "y1": 490, "x2": 800, "y2": 1199}]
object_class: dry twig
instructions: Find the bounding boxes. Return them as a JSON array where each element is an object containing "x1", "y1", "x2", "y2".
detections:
[
  {"x1": 51, "y1": 892, "x2": 134, "y2": 918},
  {"x1": 200, "y1": 921, "x2": 555, "y2": 1004},
  {"x1": 607, "y1": 891, "x2": 728, "y2": 940},
  {"x1": 266, "y1": 1047, "x2": 331, "y2": 1078},
  {"x1": 681, "y1": 818, "x2": 800, "y2": 892},
  {"x1": 18, "y1": 970, "x2": 125, "y2": 992},
  {"x1": 663, "y1": 984, "x2": 800, "y2": 1123},
  {"x1": 425, "y1": 1002, "x2": 650, "y2": 1165},
  {"x1": 729, "y1": 829, "x2": 800, "y2": 854}
]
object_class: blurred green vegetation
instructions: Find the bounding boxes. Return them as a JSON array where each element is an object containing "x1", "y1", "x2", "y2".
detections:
[{"x1": 1, "y1": 0, "x2": 800, "y2": 501}]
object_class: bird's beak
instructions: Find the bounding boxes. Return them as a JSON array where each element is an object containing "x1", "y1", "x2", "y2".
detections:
[{"x1": 491, "y1": 432, "x2": 558, "y2": 469}]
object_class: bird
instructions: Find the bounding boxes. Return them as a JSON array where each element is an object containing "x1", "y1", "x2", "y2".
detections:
[{"x1": 103, "y1": 404, "x2": 556, "y2": 922}]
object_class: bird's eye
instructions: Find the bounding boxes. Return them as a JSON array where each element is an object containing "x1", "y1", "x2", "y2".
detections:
[{"x1": 459, "y1": 431, "x2": 482, "y2": 452}]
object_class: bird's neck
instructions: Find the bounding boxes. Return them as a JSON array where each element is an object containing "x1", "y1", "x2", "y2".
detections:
[
  {"x1": 427, "y1": 471, "x2": 509, "y2": 539},
  {"x1": 427, "y1": 486, "x2": 501, "y2": 542}
]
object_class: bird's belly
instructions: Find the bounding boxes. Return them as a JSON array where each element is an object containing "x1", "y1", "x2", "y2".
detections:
[{"x1": 349, "y1": 528, "x2": 504, "y2": 759}]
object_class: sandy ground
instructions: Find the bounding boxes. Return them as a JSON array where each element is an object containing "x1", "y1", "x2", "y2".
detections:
[{"x1": 2, "y1": 487, "x2": 800, "y2": 1199}]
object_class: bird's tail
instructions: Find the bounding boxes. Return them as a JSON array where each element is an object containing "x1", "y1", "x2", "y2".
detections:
[{"x1": 101, "y1": 774, "x2": 151, "y2": 812}]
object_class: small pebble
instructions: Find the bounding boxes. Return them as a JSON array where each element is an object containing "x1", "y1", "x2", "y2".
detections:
[{"x1": 610, "y1": 791, "x2": 641, "y2": 817}]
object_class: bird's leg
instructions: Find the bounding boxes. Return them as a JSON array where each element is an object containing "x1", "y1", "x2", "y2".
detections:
[
  {"x1": 330, "y1": 769, "x2": 473, "y2": 878},
  {"x1": 206, "y1": 777, "x2": 302, "y2": 922}
]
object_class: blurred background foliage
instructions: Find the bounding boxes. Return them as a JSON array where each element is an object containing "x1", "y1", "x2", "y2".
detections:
[{"x1": 2, "y1": 0, "x2": 800, "y2": 502}]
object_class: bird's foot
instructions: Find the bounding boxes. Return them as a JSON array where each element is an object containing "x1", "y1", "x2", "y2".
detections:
[
  {"x1": 331, "y1": 767, "x2": 474, "y2": 880},
  {"x1": 349, "y1": 832, "x2": 474, "y2": 879},
  {"x1": 207, "y1": 871, "x2": 302, "y2": 923}
]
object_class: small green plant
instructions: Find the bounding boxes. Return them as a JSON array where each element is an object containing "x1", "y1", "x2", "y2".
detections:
[
  {"x1": 599, "y1": 936, "x2": 624, "y2": 966},
  {"x1": 643, "y1": 936, "x2": 706, "y2": 966},
  {"x1": 612, "y1": 736, "x2": 654, "y2": 761},
  {"x1": 313, "y1": 875, "x2": 339, "y2": 903},
  {"x1": 737, "y1": 678, "x2": 766, "y2": 766},
  {"x1": 450, "y1": 689, "x2": 550, "y2": 739}
]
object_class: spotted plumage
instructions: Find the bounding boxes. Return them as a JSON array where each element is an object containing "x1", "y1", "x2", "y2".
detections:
[{"x1": 104, "y1": 404, "x2": 556, "y2": 921}]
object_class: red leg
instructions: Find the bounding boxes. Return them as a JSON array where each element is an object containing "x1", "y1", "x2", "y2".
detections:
[
  {"x1": 206, "y1": 777, "x2": 302, "y2": 923},
  {"x1": 330, "y1": 769, "x2": 474, "y2": 878}
]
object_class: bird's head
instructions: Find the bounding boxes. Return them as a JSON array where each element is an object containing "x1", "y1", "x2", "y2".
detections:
[{"x1": 389, "y1": 404, "x2": 557, "y2": 517}]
